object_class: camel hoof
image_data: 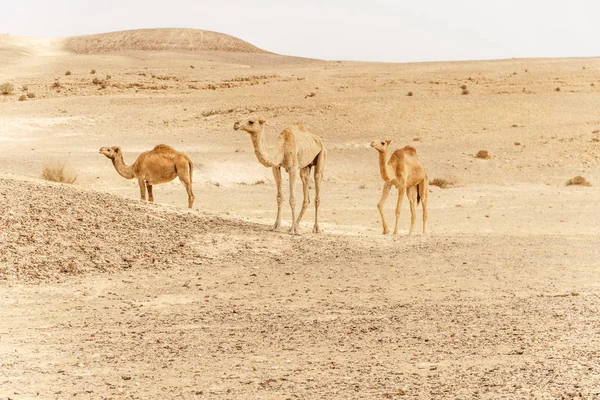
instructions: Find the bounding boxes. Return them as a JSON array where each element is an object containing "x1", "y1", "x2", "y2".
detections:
[
  {"x1": 288, "y1": 226, "x2": 299, "y2": 235},
  {"x1": 313, "y1": 226, "x2": 321, "y2": 234},
  {"x1": 383, "y1": 229, "x2": 390, "y2": 235}
]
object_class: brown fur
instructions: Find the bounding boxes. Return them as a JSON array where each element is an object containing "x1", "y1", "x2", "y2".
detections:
[
  {"x1": 99, "y1": 144, "x2": 195, "y2": 208},
  {"x1": 370, "y1": 139, "x2": 429, "y2": 235}
]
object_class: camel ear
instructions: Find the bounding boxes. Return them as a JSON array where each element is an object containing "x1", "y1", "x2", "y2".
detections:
[
  {"x1": 258, "y1": 118, "x2": 266, "y2": 125},
  {"x1": 385, "y1": 139, "x2": 391, "y2": 145},
  {"x1": 112, "y1": 146, "x2": 120, "y2": 152}
]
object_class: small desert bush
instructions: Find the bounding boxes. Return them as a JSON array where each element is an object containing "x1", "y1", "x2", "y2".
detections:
[
  {"x1": 21, "y1": 85, "x2": 28, "y2": 92},
  {"x1": 460, "y1": 84, "x2": 468, "y2": 90},
  {"x1": 430, "y1": 178, "x2": 454, "y2": 188},
  {"x1": 90, "y1": 69, "x2": 96, "y2": 74},
  {"x1": 65, "y1": 71, "x2": 71, "y2": 76},
  {"x1": 555, "y1": 87, "x2": 560, "y2": 92},
  {"x1": 475, "y1": 150, "x2": 490, "y2": 159},
  {"x1": 0, "y1": 82, "x2": 14, "y2": 95},
  {"x1": 407, "y1": 91, "x2": 413, "y2": 96},
  {"x1": 566, "y1": 176, "x2": 591, "y2": 187},
  {"x1": 42, "y1": 162, "x2": 77, "y2": 184},
  {"x1": 26, "y1": 92, "x2": 36, "y2": 99},
  {"x1": 18, "y1": 94, "x2": 26, "y2": 101},
  {"x1": 461, "y1": 89, "x2": 470, "y2": 95},
  {"x1": 51, "y1": 80, "x2": 62, "y2": 89}
]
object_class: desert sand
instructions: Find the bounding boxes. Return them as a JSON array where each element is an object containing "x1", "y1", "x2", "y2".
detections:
[{"x1": 1, "y1": 29, "x2": 599, "y2": 399}]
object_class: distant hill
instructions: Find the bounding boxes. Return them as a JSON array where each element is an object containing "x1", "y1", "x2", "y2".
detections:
[{"x1": 61, "y1": 28, "x2": 269, "y2": 54}]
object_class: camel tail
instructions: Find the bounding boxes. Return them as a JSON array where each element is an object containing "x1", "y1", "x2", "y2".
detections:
[{"x1": 188, "y1": 159, "x2": 193, "y2": 183}]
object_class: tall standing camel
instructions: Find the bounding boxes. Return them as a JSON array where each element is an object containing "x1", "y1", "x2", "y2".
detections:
[
  {"x1": 233, "y1": 116, "x2": 326, "y2": 234},
  {"x1": 370, "y1": 139, "x2": 428, "y2": 235},
  {"x1": 99, "y1": 144, "x2": 195, "y2": 208}
]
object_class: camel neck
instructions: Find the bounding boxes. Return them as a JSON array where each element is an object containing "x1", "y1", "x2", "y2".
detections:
[
  {"x1": 112, "y1": 154, "x2": 136, "y2": 179},
  {"x1": 378, "y1": 150, "x2": 394, "y2": 182},
  {"x1": 250, "y1": 129, "x2": 282, "y2": 168}
]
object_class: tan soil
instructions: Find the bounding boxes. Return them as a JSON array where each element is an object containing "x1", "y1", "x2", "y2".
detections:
[{"x1": 1, "y1": 30, "x2": 600, "y2": 399}]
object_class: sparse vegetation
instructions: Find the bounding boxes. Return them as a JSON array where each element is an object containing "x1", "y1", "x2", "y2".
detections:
[
  {"x1": 514, "y1": 142, "x2": 521, "y2": 146},
  {"x1": 26, "y1": 92, "x2": 36, "y2": 99},
  {"x1": 0, "y1": 82, "x2": 14, "y2": 95},
  {"x1": 21, "y1": 85, "x2": 28, "y2": 92},
  {"x1": 407, "y1": 91, "x2": 413, "y2": 96},
  {"x1": 566, "y1": 176, "x2": 591, "y2": 187},
  {"x1": 358, "y1": 184, "x2": 367, "y2": 190},
  {"x1": 18, "y1": 95, "x2": 26, "y2": 101},
  {"x1": 90, "y1": 69, "x2": 96, "y2": 74},
  {"x1": 51, "y1": 80, "x2": 62, "y2": 90},
  {"x1": 460, "y1": 84, "x2": 468, "y2": 90},
  {"x1": 430, "y1": 178, "x2": 454, "y2": 188},
  {"x1": 475, "y1": 150, "x2": 490, "y2": 159},
  {"x1": 65, "y1": 71, "x2": 71, "y2": 76},
  {"x1": 555, "y1": 87, "x2": 561, "y2": 92},
  {"x1": 462, "y1": 88, "x2": 470, "y2": 95},
  {"x1": 305, "y1": 92, "x2": 316, "y2": 98},
  {"x1": 41, "y1": 162, "x2": 77, "y2": 184}
]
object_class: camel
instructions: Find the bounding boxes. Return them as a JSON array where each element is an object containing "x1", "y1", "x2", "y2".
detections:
[
  {"x1": 99, "y1": 144, "x2": 194, "y2": 208},
  {"x1": 370, "y1": 139, "x2": 428, "y2": 235},
  {"x1": 233, "y1": 116, "x2": 326, "y2": 234}
]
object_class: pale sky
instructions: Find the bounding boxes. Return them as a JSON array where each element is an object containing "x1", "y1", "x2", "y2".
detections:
[{"x1": 3, "y1": 0, "x2": 599, "y2": 63}]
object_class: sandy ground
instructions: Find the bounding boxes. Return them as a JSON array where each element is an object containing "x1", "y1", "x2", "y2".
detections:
[{"x1": 1, "y1": 32, "x2": 600, "y2": 399}]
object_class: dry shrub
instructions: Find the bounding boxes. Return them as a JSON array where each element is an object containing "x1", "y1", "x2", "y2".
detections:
[
  {"x1": 65, "y1": 71, "x2": 72, "y2": 76},
  {"x1": 555, "y1": 87, "x2": 560, "y2": 92},
  {"x1": 90, "y1": 69, "x2": 96, "y2": 74},
  {"x1": 41, "y1": 162, "x2": 77, "y2": 184},
  {"x1": 407, "y1": 91, "x2": 413, "y2": 96},
  {"x1": 460, "y1": 84, "x2": 468, "y2": 90},
  {"x1": 21, "y1": 85, "x2": 28, "y2": 92},
  {"x1": 430, "y1": 178, "x2": 454, "y2": 188},
  {"x1": 461, "y1": 89, "x2": 470, "y2": 95},
  {"x1": 0, "y1": 82, "x2": 14, "y2": 95},
  {"x1": 253, "y1": 180, "x2": 265, "y2": 185},
  {"x1": 51, "y1": 80, "x2": 62, "y2": 89},
  {"x1": 26, "y1": 92, "x2": 36, "y2": 99},
  {"x1": 18, "y1": 94, "x2": 26, "y2": 101},
  {"x1": 358, "y1": 184, "x2": 367, "y2": 190},
  {"x1": 475, "y1": 150, "x2": 490, "y2": 159},
  {"x1": 566, "y1": 176, "x2": 591, "y2": 187}
]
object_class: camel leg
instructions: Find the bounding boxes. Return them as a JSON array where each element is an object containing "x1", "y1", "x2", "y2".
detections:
[
  {"x1": 393, "y1": 186, "x2": 406, "y2": 235},
  {"x1": 406, "y1": 186, "x2": 418, "y2": 236},
  {"x1": 178, "y1": 174, "x2": 194, "y2": 209},
  {"x1": 295, "y1": 166, "x2": 311, "y2": 228},
  {"x1": 288, "y1": 166, "x2": 298, "y2": 234},
  {"x1": 146, "y1": 182, "x2": 154, "y2": 203},
  {"x1": 419, "y1": 179, "x2": 429, "y2": 234},
  {"x1": 377, "y1": 182, "x2": 392, "y2": 234},
  {"x1": 313, "y1": 150, "x2": 325, "y2": 233},
  {"x1": 138, "y1": 178, "x2": 147, "y2": 202},
  {"x1": 272, "y1": 167, "x2": 283, "y2": 230}
]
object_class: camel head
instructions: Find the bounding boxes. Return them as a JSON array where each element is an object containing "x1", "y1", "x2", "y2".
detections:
[
  {"x1": 99, "y1": 146, "x2": 122, "y2": 160},
  {"x1": 233, "y1": 116, "x2": 266, "y2": 135},
  {"x1": 370, "y1": 139, "x2": 391, "y2": 153}
]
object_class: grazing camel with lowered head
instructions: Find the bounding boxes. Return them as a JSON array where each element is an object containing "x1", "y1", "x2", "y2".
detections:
[
  {"x1": 370, "y1": 139, "x2": 428, "y2": 235},
  {"x1": 233, "y1": 116, "x2": 326, "y2": 234},
  {"x1": 99, "y1": 144, "x2": 194, "y2": 208}
]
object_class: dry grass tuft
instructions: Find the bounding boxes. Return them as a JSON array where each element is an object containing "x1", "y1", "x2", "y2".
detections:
[
  {"x1": 430, "y1": 178, "x2": 455, "y2": 188},
  {"x1": 90, "y1": 69, "x2": 96, "y2": 74},
  {"x1": 475, "y1": 150, "x2": 490, "y2": 159},
  {"x1": 26, "y1": 92, "x2": 36, "y2": 99},
  {"x1": 461, "y1": 89, "x2": 470, "y2": 95},
  {"x1": 566, "y1": 176, "x2": 591, "y2": 187},
  {"x1": 358, "y1": 184, "x2": 367, "y2": 190},
  {"x1": 407, "y1": 91, "x2": 413, "y2": 96},
  {"x1": 0, "y1": 82, "x2": 14, "y2": 95},
  {"x1": 18, "y1": 94, "x2": 27, "y2": 101},
  {"x1": 65, "y1": 71, "x2": 72, "y2": 76},
  {"x1": 41, "y1": 162, "x2": 77, "y2": 184},
  {"x1": 555, "y1": 87, "x2": 560, "y2": 92}
]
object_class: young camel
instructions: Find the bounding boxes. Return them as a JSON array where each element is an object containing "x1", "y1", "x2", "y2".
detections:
[
  {"x1": 370, "y1": 139, "x2": 428, "y2": 235},
  {"x1": 99, "y1": 144, "x2": 195, "y2": 208},
  {"x1": 233, "y1": 116, "x2": 326, "y2": 234}
]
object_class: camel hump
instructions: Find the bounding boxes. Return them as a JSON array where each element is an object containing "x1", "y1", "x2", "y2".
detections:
[
  {"x1": 281, "y1": 128, "x2": 295, "y2": 140},
  {"x1": 294, "y1": 122, "x2": 306, "y2": 131},
  {"x1": 401, "y1": 145, "x2": 417, "y2": 156},
  {"x1": 152, "y1": 144, "x2": 176, "y2": 152}
]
